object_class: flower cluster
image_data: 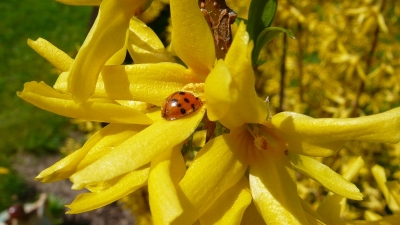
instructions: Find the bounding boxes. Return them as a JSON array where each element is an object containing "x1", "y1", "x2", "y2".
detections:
[{"x1": 18, "y1": 0, "x2": 400, "y2": 224}]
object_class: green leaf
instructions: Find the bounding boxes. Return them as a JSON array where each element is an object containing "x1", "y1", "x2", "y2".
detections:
[
  {"x1": 235, "y1": 17, "x2": 248, "y2": 26},
  {"x1": 247, "y1": 0, "x2": 277, "y2": 42},
  {"x1": 253, "y1": 27, "x2": 295, "y2": 66}
]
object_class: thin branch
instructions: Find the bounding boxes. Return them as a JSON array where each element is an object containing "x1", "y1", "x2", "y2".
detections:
[
  {"x1": 198, "y1": 0, "x2": 237, "y2": 59},
  {"x1": 279, "y1": 28, "x2": 288, "y2": 112},
  {"x1": 351, "y1": 0, "x2": 386, "y2": 117}
]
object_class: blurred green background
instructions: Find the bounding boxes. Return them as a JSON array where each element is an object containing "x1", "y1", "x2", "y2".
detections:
[{"x1": 0, "y1": 0, "x2": 91, "y2": 211}]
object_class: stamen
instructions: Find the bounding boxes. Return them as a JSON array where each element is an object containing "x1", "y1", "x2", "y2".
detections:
[{"x1": 247, "y1": 124, "x2": 268, "y2": 151}]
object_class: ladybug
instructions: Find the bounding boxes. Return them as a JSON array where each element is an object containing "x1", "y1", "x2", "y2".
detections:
[{"x1": 161, "y1": 91, "x2": 203, "y2": 120}]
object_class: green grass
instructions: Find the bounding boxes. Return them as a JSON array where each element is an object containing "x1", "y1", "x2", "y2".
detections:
[{"x1": 0, "y1": 0, "x2": 92, "y2": 153}]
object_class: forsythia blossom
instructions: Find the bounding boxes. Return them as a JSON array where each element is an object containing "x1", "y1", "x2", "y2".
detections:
[{"x1": 17, "y1": 0, "x2": 400, "y2": 224}]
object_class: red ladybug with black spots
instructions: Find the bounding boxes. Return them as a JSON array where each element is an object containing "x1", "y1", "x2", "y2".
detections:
[{"x1": 161, "y1": 91, "x2": 203, "y2": 120}]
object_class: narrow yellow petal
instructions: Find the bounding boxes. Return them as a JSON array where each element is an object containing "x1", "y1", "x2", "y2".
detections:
[
  {"x1": 316, "y1": 157, "x2": 365, "y2": 224},
  {"x1": 192, "y1": 130, "x2": 207, "y2": 148},
  {"x1": 105, "y1": 31, "x2": 128, "y2": 65},
  {"x1": 27, "y1": 38, "x2": 73, "y2": 72},
  {"x1": 55, "y1": 63, "x2": 201, "y2": 106},
  {"x1": 342, "y1": 157, "x2": 366, "y2": 181},
  {"x1": 18, "y1": 81, "x2": 153, "y2": 124},
  {"x1": 149, "y1": 145, "x2": 186, "y2": 225},
  {"x1": 289, "y1": 153, "x2": 363, "y2": 200},
  {"x1": 300, "y1": 199, "x2": 328, "y2": 225},
  {"x1": 36, "y1": 124, "x2": 142, "y2": 183},
  {"x1": 68, "y1": 0, "x2": 150, "y2": 101},
  {"x1": 216, "y1": 23, "x2": 268, "y2": 129},
  {"x1": 316, "y1": 194, "x2": 346, "y2": 224},
  {"x1": 269, "y1": 108, "x2": 400, "y2": 156},
  {"x1": 249, "y1": 148, "x2": 308, "y2": 224},
  {"x1": 204, "y1": 60, "x2": 235, "y2": 121},
  {"x1": 77, "y1": 124, "x2": 146, "y2": 170},
  {"x1": 372, "y1": 165, "x2": 400, "y2": 212},
  {"x1": 70, "y1": 106, "x2": 205, "y2": 189},
  {"x1": 173, "y1": 133, "x2": 249, "y2": 225},
  {"x1": 304, "y1": 211, "x2": 328, "y2": 225},
  {"x1": 335, "y1": 215, "x2": 400, "y2": 225},
  {"x1": 128, "y1": 17, "x2": 173, "y2": 63},
  {"x1": 200, "y1": 177, "x2": 252, "y2": 225},
  {"x1": 66, "y1": 166, "x2": 149, "y2": 214},
  {"x1": 365, "y1": 210, "x2": 383, "y2": 221},
  {"x1": 170, "y1": 0, "x2": 215, "y2": 75},
  {"x1": 386, "y1": 181, "x2": 400, "y2": 208}
]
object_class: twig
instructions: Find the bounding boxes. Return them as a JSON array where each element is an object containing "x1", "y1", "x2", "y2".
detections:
[
  {"x1": 279, "y1": 27, "x2": 288, "y2": 112},
  {"x1": 351, "y1": 0, "x2": 386, "y2": 117},
  {"x1": 198, "y1": 0, "x2": 237, "y2": 59}
]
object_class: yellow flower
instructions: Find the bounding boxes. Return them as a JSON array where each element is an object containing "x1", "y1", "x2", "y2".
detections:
[
  {"x1": 18, "y1": 0, "x2": 400, "y2": 224},
  {"x1": 18, "y1": 0, "x2": 217, "y2": 215},
  {"x1": 147, "y1": 5, "x2": 400, "y2": 222}
]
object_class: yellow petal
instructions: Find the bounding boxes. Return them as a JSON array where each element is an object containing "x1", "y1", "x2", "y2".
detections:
[
  {"x1": 241, "y1": 202, "x2": 266, "y2": 225},
  {"x1": 148, "y1": 145, "x2": 186, "y2": 225},
  {"x1": 204, "y1": 60, "x2": 235, "y2": 121},
  {"x1": 70, "y1": 106, "x2": 205, "y2": 189},
  {"x1": 317, "y1": 195, "x2": 346, "y2": 224},
  {"x1": 386, "y1": 181, "x2": 400, "y2": 207},
  {"x1": 66, "y1": 166, "x2": 149, "y2": 214},
  {"x1": 173, "y1": 132, "x2": 249, "y2": 225},
  {"x1": 27, "y1": 38, "x2": 73, "y2": 72},
  {"x1": 128, "y1": 17, "x2": 173, "y2": 63},
  {"x1": 335, "y1": 215, "x2": 400, "y2": 225},
  {"x1": 55, "y1": 63, "x2": 201, "y2": 106},
  {"x1": 200, "y1": 177, "x2": 252, "y2": 225},
  {"x1": 249, "y1": 147, "x2": 308, "y2": 224},
  {"x1": 364, "y1": 210, "x2": 382, "y2": 221},
  {"x1": 269, "y1": 108, "x2": 400, "y2": 157},
  {"x1": 372, "y1": 165, "x2": 400, "y2": 212},
  {"x1": 56, "y1": 0, "x2": 102, "y2": 5},
  {"x1": 36, "y1": 124, "x2": 144, "y2": 183},
  {"x1": 170, "y1": 0, "x2": 215, "y2": 75},
  {"x1": 304, "y1": 212, "x2": 327, "y2": 225},
  {"x1": 105, "y1": 31, "x2": 128, "y2": 65},
  {"x1": 342, "y1": 157, "x2": 366, "y2": 181},
  {"x1": 18, "y1": 81, "x2": 153, "y2": 124},
  {"x1": 192, "y1": 130, "x2": 207, "y2": 148},
  {"x1": 316, "y1": 157, "x2": 365, "y2": 224},
  {"x1": 300, "y1": 199, "x2": 328, "y2": 225},
  {"x1": 68, "y1": 0, "x2": 151, "y2": 102},
  {"x1": 216, "y1": 23, "x2": 268, "y2": 129},
  {"x1": 289, "y1": 153, "x2": 363, "y2": 200},
  {"x1": 77, "y1": 124, "x2": 146, "y2": 170}
]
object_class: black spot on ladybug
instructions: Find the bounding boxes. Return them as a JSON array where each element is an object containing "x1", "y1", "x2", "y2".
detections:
[
  {"x1": 180, "y1": 108, "x2": 187, "y2": 114},
  {"x1": 179, "y1": 92, "x2": 185, "y2": 95},
  {"x1": 184, "y1": 98, "x2": 190, "y2": 103},
  {"x1": 177, "y1": 103, "x2": 182, "y2": 107},
  {"x1": 191, "y1": 104, "x2": 195, "y2": 110}
]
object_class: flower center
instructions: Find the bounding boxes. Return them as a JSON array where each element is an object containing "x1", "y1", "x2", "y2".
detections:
[
  {"x1": 247, "y1": 125, "x2": 268, "y2": 151},
  {"x1": 240, "y1": 124, "x2": 287, "y2": 164}
]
